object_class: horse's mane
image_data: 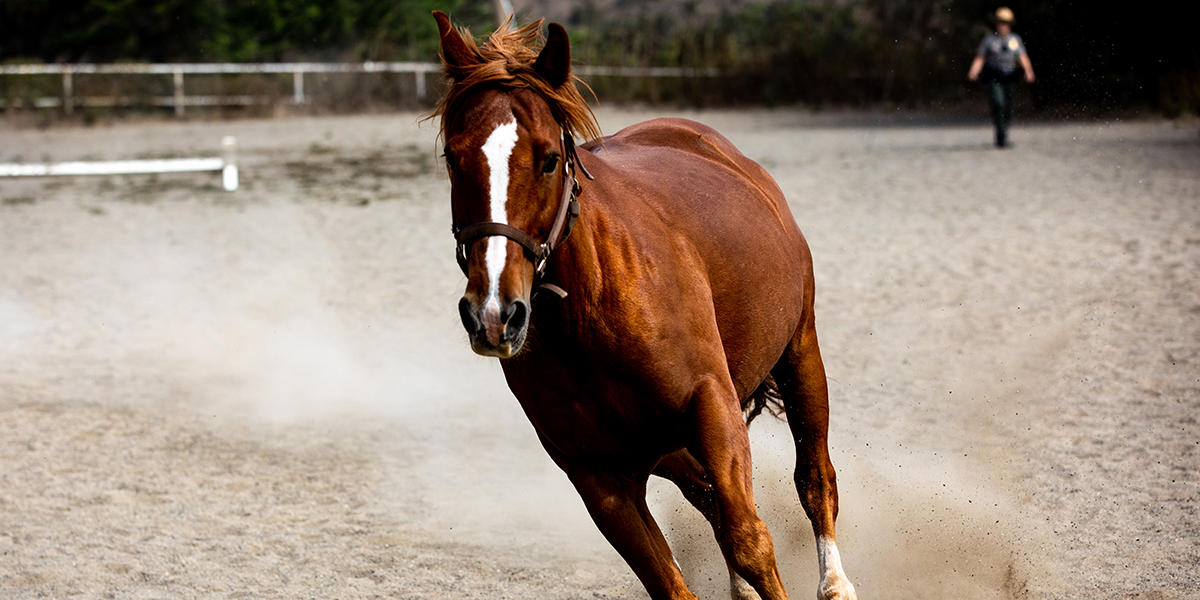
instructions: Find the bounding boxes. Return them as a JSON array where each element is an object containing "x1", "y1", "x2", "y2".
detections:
[{"x1": 430, "y1": 17, "x2": 601, "y2": 143}]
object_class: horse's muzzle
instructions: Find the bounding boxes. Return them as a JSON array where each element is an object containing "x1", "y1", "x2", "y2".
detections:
[{"x1": 458, "y1": 296, "x2": 529, "y2": 358}]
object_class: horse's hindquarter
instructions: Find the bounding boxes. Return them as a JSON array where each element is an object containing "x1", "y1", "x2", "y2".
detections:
[{"x1": 504, "y1": 119, "x2": 812, "y2": 461}]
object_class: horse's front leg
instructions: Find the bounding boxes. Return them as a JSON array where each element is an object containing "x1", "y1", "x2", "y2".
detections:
[
  {"x1": 654, "y1": 449, "x2": 763, "y2": 600},
  {"x1": 567, "y1": 469, "x2": 697, "y2": 600},
  {"x1": 689, "y1": 376, "x2": 789, "y2": 600}
]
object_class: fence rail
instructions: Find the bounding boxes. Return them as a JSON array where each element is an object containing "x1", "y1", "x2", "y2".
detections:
[{"x1": 0, "y1": 62, "x2": 718, "y2": 115}]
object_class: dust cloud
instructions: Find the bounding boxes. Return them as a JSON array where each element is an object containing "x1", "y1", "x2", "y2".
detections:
[
  {"x1": 6, "y1": 174, "x2": 1035, "y2": 598},
  {"x1": 651, "y1": 416, "x2": 1043, "y2": 600}
]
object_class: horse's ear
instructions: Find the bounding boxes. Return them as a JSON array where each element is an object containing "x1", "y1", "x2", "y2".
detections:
[
  {"x1": 535, "y1": 23, "x2": 571, "y2": 88},
  {"x1": 433, "y1": 10, "x2": 472, "y2": 73}
]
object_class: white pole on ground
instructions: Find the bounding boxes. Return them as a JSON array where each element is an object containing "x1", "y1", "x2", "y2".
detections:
[
  {"x1": 0, "y1": 137, "x2": 238, "y2": 192},
  {"x1": 0, "y1": 159, "x2": 224, "y2": 176}
]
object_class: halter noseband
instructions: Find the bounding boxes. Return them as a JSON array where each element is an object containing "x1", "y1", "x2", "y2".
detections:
[{"x1": 452, "y1": 130, "x2": 592, "y2": 298}]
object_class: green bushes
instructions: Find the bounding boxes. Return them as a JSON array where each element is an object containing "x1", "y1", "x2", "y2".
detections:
[{"x1": 0, "y1": 0, "x2": 493, "y2": 63}]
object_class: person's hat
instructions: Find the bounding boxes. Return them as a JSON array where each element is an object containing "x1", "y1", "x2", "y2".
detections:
[{"x1": 993, "y1": 7, "x2": 1015, "y2": 23}]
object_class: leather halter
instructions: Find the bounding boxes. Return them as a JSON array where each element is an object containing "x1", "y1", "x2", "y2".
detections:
[{"x1": 452, "y1": 130, "x2": 592, "y2": 298}]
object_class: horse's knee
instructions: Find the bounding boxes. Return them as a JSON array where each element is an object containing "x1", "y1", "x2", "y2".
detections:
[
  {"x1": 722, "y1": 517, "x2": 778, "y2": 576},
  {"x1": 572, "y1": 474, "x2": 639, "y2": 523},
  {"x1": 584, "y1": 488, "x2": 629, "y2": 521}
]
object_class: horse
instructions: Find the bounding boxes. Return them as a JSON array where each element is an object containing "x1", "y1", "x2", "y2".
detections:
[{"x1": 431, "y1": 11, "x2": 857, "y2": 600}]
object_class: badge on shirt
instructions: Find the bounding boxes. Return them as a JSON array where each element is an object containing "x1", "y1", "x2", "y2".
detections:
[{"x1": 1008, "y1": 37, "x2": 1020, "y2": 51}]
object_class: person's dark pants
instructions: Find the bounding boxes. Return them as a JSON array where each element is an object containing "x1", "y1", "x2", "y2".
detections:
[{"x1": 986, "y1": 76, "x2": 1014, "y2": 147}]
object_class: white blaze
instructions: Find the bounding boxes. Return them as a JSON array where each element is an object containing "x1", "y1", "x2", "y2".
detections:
[{"x1": 480, "y1": 118, "x2": 519, "y2": 314}]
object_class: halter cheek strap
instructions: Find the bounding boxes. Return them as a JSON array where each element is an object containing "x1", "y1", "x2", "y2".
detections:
[{"x1": 452, "y1": 130, "x2": 589, "y2": 297}]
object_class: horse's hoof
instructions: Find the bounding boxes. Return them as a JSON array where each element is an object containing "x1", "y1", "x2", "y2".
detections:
[
  {"x1": 730, "y1": 574, "x2": 762, "y2": 600},
  {"x1": 818, "y1": 575, "x2": 857, "y2": 600}
]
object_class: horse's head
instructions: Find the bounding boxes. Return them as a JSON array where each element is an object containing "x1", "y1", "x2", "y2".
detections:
[{"x1": 432, "y1": 11, "x2": 597, "y2": 358}]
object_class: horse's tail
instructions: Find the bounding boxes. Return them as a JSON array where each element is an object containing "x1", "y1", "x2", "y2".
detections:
[{"x1": 744, "y1": 374, "x2": 786, "y2": 427}]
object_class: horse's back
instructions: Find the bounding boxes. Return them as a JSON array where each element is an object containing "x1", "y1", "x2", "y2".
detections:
[
  {"x1": 585, "y1": 117, "x2": 806, "y2": 268},
  {"x1": 587, "y1": 118, "x2": 795, "y2": 234},
  {"x1": 589, "y1": 118, "x2": 749, "y2": 171}
]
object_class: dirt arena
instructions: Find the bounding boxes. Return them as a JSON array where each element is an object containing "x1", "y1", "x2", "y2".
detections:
[{"x1": 1, "y1": 109, "x2": 1197, "y2": 599}]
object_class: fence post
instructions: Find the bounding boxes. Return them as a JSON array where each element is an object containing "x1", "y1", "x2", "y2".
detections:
[
  {"x1": 62, "y1": 67, "x2": 74, "y2": 115},
  {"x1": 293, "y1": 70, "x2": 305, "y2": 105},
  {"x1": 173, "y1": 67, "x2": 185, "y2": 116},
  {"x1": 221, "y1": 135, "x2": 238, "y2": 192},
  {"x1": 415, "y1": 69, "x2": 427, "y2": 101}
]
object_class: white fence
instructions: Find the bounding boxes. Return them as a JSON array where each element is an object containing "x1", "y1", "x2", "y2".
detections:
[{"x1": 0, "y1": 62, "x2": 719, "y2": 115}]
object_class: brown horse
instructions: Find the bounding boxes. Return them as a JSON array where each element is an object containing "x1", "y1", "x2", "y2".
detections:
[{"x1": 432, "y1": 11, "x2": 856, "y2": 600}]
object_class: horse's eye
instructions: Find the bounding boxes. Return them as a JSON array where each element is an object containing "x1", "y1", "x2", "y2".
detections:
[
  {"x1": 442, "y1": 149, "x2": 457, "y2": 171},
  {"x1": 541, "y1": 154, "x2": 560, "y2": 175}
]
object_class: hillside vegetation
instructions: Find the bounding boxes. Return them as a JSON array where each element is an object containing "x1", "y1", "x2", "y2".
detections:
[{"x1": 1, "y1": 0, "x2": 1196, "y2": 114}]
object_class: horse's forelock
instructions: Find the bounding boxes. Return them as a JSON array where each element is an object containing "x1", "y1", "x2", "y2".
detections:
[{"x1": 430, "y1": 17, "x2": 600, "y2": 144}]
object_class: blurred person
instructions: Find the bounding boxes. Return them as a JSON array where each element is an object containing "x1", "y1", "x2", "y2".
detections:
[{"x1": 967, "y1": 7, "x2": 1035, "y2": 148}]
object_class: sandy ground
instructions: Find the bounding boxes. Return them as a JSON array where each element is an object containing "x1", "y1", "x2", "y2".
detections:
[{"x1": 0, "y1": 109, "x2": 1197, "y2": 600}]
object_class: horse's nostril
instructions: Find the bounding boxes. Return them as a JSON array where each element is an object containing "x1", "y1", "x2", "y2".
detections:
[
  {"x1": 503, "y1": 299, "x2": 529, "y2": 341},
  {"x1": 458, "y1": 297, "x2": 481, "y2": 335}
]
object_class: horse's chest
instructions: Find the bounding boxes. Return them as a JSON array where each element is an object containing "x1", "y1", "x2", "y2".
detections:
[{"x1": 500, "y1": 357, "x2": 691, "y2": 461}]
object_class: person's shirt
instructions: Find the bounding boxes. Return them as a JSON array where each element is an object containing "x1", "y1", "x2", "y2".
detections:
[{"x1": 976, "y1": 32, "x2": 1025, "y2": 75}]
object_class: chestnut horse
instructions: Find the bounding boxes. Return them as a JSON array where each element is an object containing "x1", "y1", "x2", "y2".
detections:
[{"x1": 432, "y1": 11, "x2": 856, "y2": 600}]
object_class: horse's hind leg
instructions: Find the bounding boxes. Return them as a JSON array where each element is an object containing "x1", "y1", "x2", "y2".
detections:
[
  {"x1": 771, "y1": 314, "x2": 857, "y2": 600},
  {"x1": 688, "y1": 376, "x2": 789, "y2": 600},
  {"x1": 654, "y1": 450, "x2": 762, "y2": 600}
]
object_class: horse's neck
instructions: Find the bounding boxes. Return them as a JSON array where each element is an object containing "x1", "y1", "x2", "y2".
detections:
[
  {"x1": 539, "y1": 177, "x2": 625, "y2": 316},
  {"x1": 548, "y1": 197, "x2": 605, "y2": 299},
  {"x1": 539, "y1": 154, "x2": 656, "y2": 327}
]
